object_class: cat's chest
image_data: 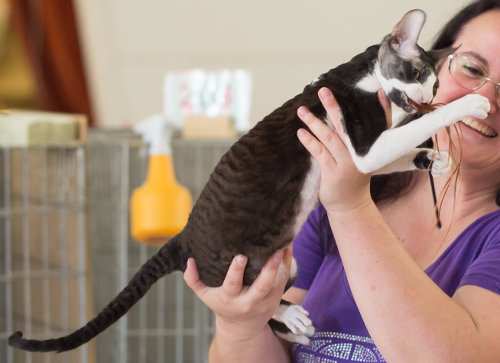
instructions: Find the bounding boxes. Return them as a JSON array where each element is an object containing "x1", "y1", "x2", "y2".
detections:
[{"x1": 292, "y1": 158, "x2": 321, "y2": 235}]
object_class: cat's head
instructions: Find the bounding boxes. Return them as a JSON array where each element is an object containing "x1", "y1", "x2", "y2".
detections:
[{"x1": 376, "y1": 9, "x2": 456, "y2": 112}]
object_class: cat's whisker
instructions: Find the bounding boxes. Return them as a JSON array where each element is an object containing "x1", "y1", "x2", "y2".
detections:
[{"x1": 408, "y1": 99, "x2": 446, "y2": 113}]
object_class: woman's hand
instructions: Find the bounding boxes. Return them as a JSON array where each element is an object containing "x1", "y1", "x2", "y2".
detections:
[
  {"x1": 184, "y1": 250, "x2": 289, "y2": 342},
  {"x1": 296, "y1": 87, "x2": 380, "y2": 214}
]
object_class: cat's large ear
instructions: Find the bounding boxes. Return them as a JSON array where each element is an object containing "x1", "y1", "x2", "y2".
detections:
[
  {"x1": 390, "y1": 9, "x2": 426, "y2": 59},
  {"x1": 428, "y1": 45, "x2": 461, "y2": 65}
]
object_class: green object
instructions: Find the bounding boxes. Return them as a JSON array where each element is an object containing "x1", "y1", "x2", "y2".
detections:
[{"x1": 0, "y1": 111, "x2": 80, "y2": 146}]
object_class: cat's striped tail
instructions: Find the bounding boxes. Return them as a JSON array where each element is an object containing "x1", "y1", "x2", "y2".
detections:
[{"x1": 8, "y1": 236, "x2": 185, "y2": 353}]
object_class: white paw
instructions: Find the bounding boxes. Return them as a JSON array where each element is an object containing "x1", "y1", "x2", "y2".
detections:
[
  {"x1": 429, "y1": 151, "x2": 453, "y2": 176},
  {"x1": 272, "y1": 304, "x2": 315, "y2": 337},
  {"x1": 444, "y1": 94, "x2": 490, "y2": 125}
]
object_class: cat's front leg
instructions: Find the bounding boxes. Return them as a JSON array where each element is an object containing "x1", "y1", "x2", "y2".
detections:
[
  {"x1": 373, "y1": 149, "x2": 451, "y2": 176},
  {"x1": 413, "y1": 149, "x2": 452, "y2": 176},
  {"x1": 435, "y1": 94, "x2": 490, "y2": 128},
  {"x1": 351, "y1": 94, "x2": 489, "y2": 174}
]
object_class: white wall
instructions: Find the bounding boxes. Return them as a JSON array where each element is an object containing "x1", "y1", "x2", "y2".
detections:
[{"x1": 74, "y1": 0, "x2": 471, "y2": 128}]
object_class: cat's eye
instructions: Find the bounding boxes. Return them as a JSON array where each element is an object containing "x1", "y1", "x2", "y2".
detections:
[{"x1": 413, "y1": 69, "x2": 421, "y2": 80}]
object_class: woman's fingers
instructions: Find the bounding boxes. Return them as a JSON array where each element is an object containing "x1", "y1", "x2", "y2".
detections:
[
  {"x1": 297, "y1": 105, "x2": 341, "y2": 154},
  {"x1": 318, "y1": 88, "x2": 348, "y2": 145},
  {"x1": 297, "y1": 87, "x2": 350, "y2": 162},
  {"x1": 222, "y1": 255, "x2": 248, "y2": 296},
  {"x1": 297, "y1": 107, "x2": 344, "y2": 166},
  {"x1": 245, "y1": 250, "x2": 287, "y2": 303},
  {"x1": 183, "y1": 258, "x2": 208, "y2": 298},
  {"x1": 297, "y1": 128, "x2": 337, "y2": 168}
]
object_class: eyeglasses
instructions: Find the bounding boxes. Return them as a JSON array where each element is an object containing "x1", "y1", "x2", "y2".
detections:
[{"x1": 448, "y1": 52, "x2": 500, "y2": 106}]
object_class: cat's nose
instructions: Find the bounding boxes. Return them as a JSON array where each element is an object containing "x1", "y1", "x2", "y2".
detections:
[{"x1": 476, "y1": 82, "x2": 499, "y2": 113}]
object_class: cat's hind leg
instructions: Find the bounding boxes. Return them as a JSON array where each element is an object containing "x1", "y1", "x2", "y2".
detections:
[
  {"x1": 269, "y1": 300, "x2": 314, "y2": 345},
  {"x1": 269, "y1": 248, "x2": 314, "y2": 344}
]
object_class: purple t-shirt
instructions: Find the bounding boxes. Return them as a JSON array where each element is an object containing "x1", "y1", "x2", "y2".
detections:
[{"x1": 291, "y1": 205, "x2": 500, "y2": 363}]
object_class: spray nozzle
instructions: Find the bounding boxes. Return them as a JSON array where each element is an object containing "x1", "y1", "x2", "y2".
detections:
[{"x1": 133, "y1": 114, "x2": 175, "y2": 155}]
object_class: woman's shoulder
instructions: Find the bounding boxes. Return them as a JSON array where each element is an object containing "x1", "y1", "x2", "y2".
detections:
[
  {"x1": 454, "y1": 209, "x2": 500, "y2": 295},
  {"x1": 464, "y1": 209, "x2": 500, "y2": 245},
  {"x1": 310, "y1": 204, "x2": 328, "y2": 220}
]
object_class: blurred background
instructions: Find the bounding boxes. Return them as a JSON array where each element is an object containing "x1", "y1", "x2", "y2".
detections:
[
  {"x1": 0, "y1": 0, "x2": 471, "y2": 127},
  {"x1": 0, "y1": 0, "x2": 471, "y2": 362}
]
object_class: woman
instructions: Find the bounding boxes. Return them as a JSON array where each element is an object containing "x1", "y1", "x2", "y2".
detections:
[{"x1": 184, "y1": 1, "x2": 500, "y2": 361}]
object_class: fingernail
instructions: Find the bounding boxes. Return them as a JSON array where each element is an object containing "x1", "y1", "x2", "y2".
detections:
[
  {"x1": 273, "y1": 250, "x2": 284, "y2": 264},
  {"x1": 297, "y1": 106, "x2": 307, "y2": 117},
  {"x1": 235, "y1": 255, "x2": 247, "y2": 265},
  {"x1": 319, "y1": 87, "x2": 330, "y2": 100},
  {"x1": 185, "y1": 258, "x2": 194, "y2": 271}
]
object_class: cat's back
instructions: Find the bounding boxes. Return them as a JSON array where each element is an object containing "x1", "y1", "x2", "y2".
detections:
[{"x1": 324, "y1": 44, "x2": 380, "y2": 89}]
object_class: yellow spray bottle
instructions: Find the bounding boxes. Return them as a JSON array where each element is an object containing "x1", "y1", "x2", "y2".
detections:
[{"x1": 130, "y1": 115, "x2": 192, "y2": 245}]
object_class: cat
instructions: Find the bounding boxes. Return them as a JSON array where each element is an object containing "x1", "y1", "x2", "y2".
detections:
[{"x1": 8, "y1": 8, "x2": 490, "y2": 352}]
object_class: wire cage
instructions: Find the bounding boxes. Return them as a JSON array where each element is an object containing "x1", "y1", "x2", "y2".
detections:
[
  {"x1": 0, "y1": 131, "x2": 235, "y2": 363},
  {"x1": 0, "y1": 146, "x2": 89, "y2": 363}
]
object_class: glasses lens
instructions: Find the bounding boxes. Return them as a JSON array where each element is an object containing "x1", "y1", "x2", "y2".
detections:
[{"x1": 450, "y1": 54, "x2": 487, "y2": 91}]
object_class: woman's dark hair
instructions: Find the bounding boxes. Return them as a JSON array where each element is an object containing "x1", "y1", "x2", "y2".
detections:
[
  {"x1": 432, "y1": 0, "x2": 500, "y2": 50},
  {"x1": 371, "y1": 0, "x2": 500, "y2": 205}
]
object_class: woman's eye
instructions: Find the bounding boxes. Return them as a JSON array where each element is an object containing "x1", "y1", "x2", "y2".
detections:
[{"x1": 462, "y1": 65, "x2": 484, "y2": 78}]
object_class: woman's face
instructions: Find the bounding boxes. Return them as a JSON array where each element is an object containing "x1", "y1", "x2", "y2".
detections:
[{"x1": 434, "y1": 10, "x2": 500, "y2": 169}]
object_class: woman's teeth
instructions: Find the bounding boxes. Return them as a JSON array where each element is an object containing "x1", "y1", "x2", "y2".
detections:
[{"x1": 460, "y1": 117, "x2": 498, "y2": 138}]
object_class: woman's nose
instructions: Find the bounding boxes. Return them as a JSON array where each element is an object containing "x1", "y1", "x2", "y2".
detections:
[{"x1": 476, "y1": 81, "x2": 498, "y2": 114}]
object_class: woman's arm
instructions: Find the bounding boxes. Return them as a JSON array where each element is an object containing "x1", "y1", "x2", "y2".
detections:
[
  {"x1": 184, "y1": 251, "x2": 293, "y2": 363},
  {"x1": 208, "y1": 321, "x2": 290, "y2": 363},
  {"x1": 326, "y1": 202, "x2": 500, "y2": 363},
  {"x1": 296, "y1": 87, "x2": 500, "y2": 363}
]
